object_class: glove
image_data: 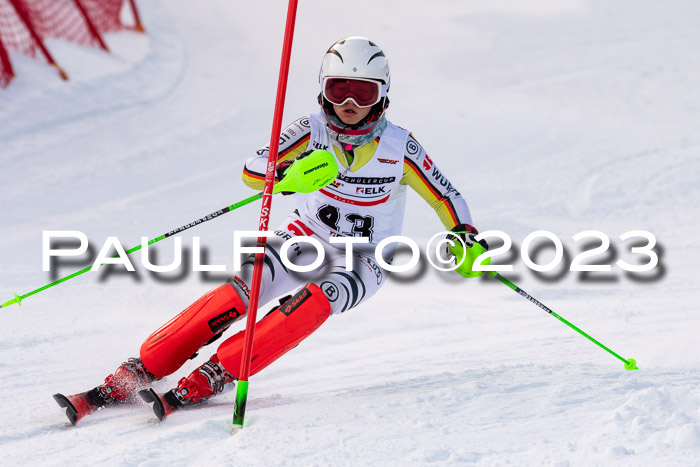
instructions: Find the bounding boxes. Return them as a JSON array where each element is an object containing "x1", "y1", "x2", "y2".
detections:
[
  {"x1": 445, "y1": 223, "x2": 490, "y2": 278},
  {"x1": 275, "y1": 150, "x2": 314, "y2": 195}
]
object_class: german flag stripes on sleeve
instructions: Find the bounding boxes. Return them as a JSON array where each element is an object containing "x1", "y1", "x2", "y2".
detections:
[
  {"x1": 401, "y1": 134, "x2": 473, "y2": 229},
  {"x1": 242, "y1": 116, "x2": 312, "y2": 190}
]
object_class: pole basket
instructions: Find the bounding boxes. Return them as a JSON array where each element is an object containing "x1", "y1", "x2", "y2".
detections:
[{"x1": 0, "y1": 0, "x2": 144, "y2": 88}]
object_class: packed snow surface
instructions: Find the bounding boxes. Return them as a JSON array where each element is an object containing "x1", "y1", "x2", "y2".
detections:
[{"x1": 1, "y1": 0, "x2": 699, "y2": 465}]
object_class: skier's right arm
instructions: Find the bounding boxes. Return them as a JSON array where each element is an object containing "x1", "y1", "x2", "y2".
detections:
[{"x1": 242, "y1": 117, "x2": 312, "y2": 190}]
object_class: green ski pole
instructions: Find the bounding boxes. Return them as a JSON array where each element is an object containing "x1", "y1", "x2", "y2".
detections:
[
  {"x1": 1, "y1": 149, "x2": 338, "y2": 309},
  {"x1": 488, "y1": 271, "x2": 638, "y2": 371},
  {"x1": 0, "y1": 192, "x2": 261, "y2": 309}
]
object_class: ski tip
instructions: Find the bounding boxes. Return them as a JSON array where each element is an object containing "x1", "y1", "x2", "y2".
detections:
[
  {"x1": 231, "y1": 424, "x2": 243, "y2": 435},
  {"x1": 138, "y1": 388, "x2": 166, "y2": 421},
  {"x1": 624, "y1": 358, "x2": 638, "y2": 371},
  {"x1": 53, "y1": 393, "x2": 79, "y2": 426}
]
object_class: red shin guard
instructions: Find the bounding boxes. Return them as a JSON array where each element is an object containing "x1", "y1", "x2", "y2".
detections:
[
  {"x1": 140, "y1": 284, "x2": 246, "y2": 377},
  {"x1": 216, "y1": 283, "x2": 331, "y2": 378}
]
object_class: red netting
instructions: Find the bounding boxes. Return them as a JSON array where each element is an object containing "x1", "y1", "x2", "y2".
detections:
[
  {"x1": 23, "y1": 0, "x2": 103, "y2": 47},
  {"x1": 0, "y1": 0, "x2": 37, "y2": 57},
  {"x1": 79, "y1": 0, "x2": 126, "y2": 34},
  {"x1": 0, "y1": 0, "x2": 138, "y2": 88}
]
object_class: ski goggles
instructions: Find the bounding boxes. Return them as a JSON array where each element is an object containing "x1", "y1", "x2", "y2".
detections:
[{"x1": 322, "y1": 77, "x2": 383, "y2": 108}]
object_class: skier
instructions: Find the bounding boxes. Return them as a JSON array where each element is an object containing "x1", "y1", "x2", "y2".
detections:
[{"x1": 54, "y1": 36, "x2": 489, "y2": 425}]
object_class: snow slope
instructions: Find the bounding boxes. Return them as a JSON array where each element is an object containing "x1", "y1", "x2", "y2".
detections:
[{"x1": 1, "y1": 0, "x2": 699, "y2": 465}]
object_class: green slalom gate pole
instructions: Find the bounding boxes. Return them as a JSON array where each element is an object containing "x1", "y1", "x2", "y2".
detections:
[
  {"x1": 0, "y1": 149, "x2": 338, "y2": 310},
  {"x1": 488, "y1": 271, "x2": 638, "y2": 370}
]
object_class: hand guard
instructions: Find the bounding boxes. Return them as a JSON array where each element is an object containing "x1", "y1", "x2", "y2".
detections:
[
  {"x1": 445, "y1": 224, "x2": 490, "y2": 278},
  {"x1": 275, "y1": 150, "x2": 314, "y2": 195}
]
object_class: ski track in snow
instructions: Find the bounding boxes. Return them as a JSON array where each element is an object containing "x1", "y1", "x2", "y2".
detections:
[{"x1": 1, "y1": 0, "x2": 699, "y2": 465}]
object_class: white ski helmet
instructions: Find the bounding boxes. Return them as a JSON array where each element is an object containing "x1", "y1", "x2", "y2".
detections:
[
  {"x1": 318, "y1": 37, "x2": 391, "y2": 141},
  {"x1": 319, "y1": 36, "x2": 390, "y2": 94}
]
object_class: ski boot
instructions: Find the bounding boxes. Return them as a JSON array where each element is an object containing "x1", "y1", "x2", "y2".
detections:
[
  {"x1": 139, "y1": 356, "x2": 234, "y2": 421},
  {"x1": 54, "y1": 357, "x2": 157, "y2": 425}
]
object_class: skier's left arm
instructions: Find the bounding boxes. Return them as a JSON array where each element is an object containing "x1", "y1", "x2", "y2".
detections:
[
  {"x1": 401, "y1": 134, "x2": 473, "y2": 229},
  {"x1": 401, "y1": 134, "x2": 489, "y2": 277}
]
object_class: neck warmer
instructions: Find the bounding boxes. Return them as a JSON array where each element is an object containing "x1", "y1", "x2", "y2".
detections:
[{"x1": 324, "y1": 112, "x2": 387, "y2": 147}]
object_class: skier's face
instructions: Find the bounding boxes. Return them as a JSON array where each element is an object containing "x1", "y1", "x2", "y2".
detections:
[{"x1": 333, "y1": 101, "x2": 371, "y2": 126}]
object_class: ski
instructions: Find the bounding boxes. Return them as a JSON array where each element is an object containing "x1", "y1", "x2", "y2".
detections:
[
  {"x1": 138, "y1": 388, "x2": 178, "y2": 421},
  {"x1": 53, "y1": 389, "x2": 105, "y2": 426}
]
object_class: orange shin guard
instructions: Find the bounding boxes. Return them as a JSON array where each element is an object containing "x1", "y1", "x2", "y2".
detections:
[
  {"x1": 216, "y1": 283, "x2": 331, "y2": 379},
  {"x1": 140, "y1": 284, "x2": 246, "y2": 377}
]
